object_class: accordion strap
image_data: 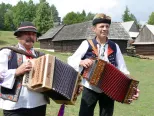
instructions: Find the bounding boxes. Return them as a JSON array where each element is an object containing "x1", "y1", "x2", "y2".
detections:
[
  {"x1": 0, "y1": 46, "x2": 36, "y2": 58},
  {"x1": 87, "y1": 39, "x2": 98, "y2": 57}
]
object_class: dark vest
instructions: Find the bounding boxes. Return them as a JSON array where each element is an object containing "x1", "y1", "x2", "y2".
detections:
[
  {"x1": 82, "y1": 38, "x2": 117, "y2": 66},
  {"x1": 0, "y1": 48, "x2": 45, "y2": 102}
]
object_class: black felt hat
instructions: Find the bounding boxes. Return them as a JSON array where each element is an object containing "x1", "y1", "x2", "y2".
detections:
[
  {"x1": 14, "y1": 21, "x2": 41, "y2": 37},
  {"x1": 92, "y1": 13, "x2": 111, "y2": 25}
]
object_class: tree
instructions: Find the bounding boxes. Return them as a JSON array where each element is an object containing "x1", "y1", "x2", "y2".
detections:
[
  {"x1": 122, "y1": 6, "x2": 141, "y2": 29},
  {"x1": 12, "y1": 0, "x2": 36, "y2": 28},
  {"x1": 34, "y1": 0, "x2": 54, "y2": 34},
  {"x1": 50, "y1": 4, "x2": 59, "y2": 22},
  {"x1": 148, "y1": 12, "x2": 154, "y2": 25},
  {"x1": 81, "y1": 10, "x2": 86, "y2": 17},
  {"x1": 122, "y1": 6, "x2": 132, "y2": 22},
  {"x1": 4, "y1": 9, "x2": 14, "y2": 30},
  {"x1": 24, "y1": 0, "x2": 36, "y2": 22},
  {"x1": 63, "y1": 11, "x2": 96, "y2": 25},
  {"x1": 0, "y1": 3, "x2": 12, "y2": 30},
  {"x1": 63, "y1": 11, "x2": 88, "y2": 25},
  {"x1": 63, "y1": 12, "x2": 79, "y2": 25},
  {"x1": 79, "y1": 10, "x2": 86, "y2": 21},
  {"x1": 12, "y1": 1, "x2": 28, "y2": 28},
  {"x1": 130, "y1": 13, "x2": 141, "y2": 29},
  {"x1": 76, "y1": 12, "x2": 85, "y2": 23},
  {"x1": 85, "y1": 12, "x2": 95, "y2": 21}
]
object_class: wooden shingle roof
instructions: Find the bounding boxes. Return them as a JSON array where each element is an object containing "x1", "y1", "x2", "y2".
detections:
[
  {"x1": 133, "y1": 24, "x2": 154, "y2": 43},
  {"x1": 121, "y1": 21, "x2": 134, "y2": 32},
  {"x1": 109, "y1": 22, "x2": 131, "y2": 40},
  {"x1": 52, "y1": 21, "x2": 95, "y2": 41},
  {"x1": 38, "y1": 21, "x2": 130, "y2": 41},
  {"x1": 146, "y1": 24, "x2": 154, "y2": 35},
  {"x1": 38, "y1": 25, "x2": 64, "y2": 40}
]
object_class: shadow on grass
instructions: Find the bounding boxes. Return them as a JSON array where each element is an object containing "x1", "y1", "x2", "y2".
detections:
[{"x1": 0, "y1": 40, "x2": 9, "y2": 45}]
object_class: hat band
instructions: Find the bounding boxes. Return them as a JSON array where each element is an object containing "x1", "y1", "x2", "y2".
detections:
[
  {"x1": 18, "y1": 26, "x2": 36, "y2": 30},
  {"x1": 93, "y1": 18, "x2": 111, "y2": 25}
]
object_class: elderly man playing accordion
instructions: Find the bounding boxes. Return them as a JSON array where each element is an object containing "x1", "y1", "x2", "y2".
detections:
[
  {"x1": 0, "y1": 21, "x2": 48, "y2": 116},
  {"x1": 68, "y1": 13, "x2": 140, "y2": 116}
]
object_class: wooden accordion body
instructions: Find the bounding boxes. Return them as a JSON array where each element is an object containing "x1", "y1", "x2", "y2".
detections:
[
  {"x1": 23, "y1": 54, "x2": 82, "y2": 105},
  {"x1": 82, "y1": 59, "x2": 139, "y2": 104}
]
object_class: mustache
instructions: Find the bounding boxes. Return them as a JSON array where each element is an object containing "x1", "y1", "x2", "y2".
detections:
[{"x1": 25, "y1": 37, "x2": 34, "y2": 43}]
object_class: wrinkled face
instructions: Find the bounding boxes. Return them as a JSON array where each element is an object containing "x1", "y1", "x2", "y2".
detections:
[
  {"x1": 93, "y1": 23, "x2": 110, "y2": 39},
  {"x1": 18, "y1": 32, "x2": 37, "y2": 50}
]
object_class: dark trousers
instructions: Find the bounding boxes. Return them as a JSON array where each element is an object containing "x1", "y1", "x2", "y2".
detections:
[
  {"x1": 79, "y1": 87, "x2": 114, "y2": 116},
  {"x1": 3, "y1": 105, "x2": 46, "y2": 116}
]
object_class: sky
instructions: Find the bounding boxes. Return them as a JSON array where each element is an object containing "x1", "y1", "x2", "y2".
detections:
[{"x1": 0, "y1": 0, "x2": 154, "y2": 25}]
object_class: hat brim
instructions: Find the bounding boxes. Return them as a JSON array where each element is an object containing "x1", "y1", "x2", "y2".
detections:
[
  {"x1": 14, "y1": 28, "x2": 41, "y2": 37},
  {"x1": 92, "y1": 18, "x2": 111, "y2": 25}
]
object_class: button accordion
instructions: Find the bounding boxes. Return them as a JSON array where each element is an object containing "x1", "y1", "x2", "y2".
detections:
[
  {"x1": 23, "y1": 54, "x2": 82, "y2": 105},
  {"x1": 82, "y1": 59, "x2": 139, "y2": 104}
]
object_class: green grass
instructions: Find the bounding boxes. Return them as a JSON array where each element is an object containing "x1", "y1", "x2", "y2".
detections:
[
  {"x1": 0, "y1": 31, "x2": 17, "y2": 47},
  {"x1": 114, "y1": 56, "x2": 154, "y2": 116},
  {"x1": 46, "y1": 55, "x2": 154, "y2": 116},
  {"x1": 0, "y1": 31, "x2": 40, "y2": 48},
  {"x1": 0, "y1": 31, "x2": 154, "y2": 116}
]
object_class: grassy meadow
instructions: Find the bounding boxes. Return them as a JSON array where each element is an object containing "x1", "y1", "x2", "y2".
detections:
[
  {"x1": 0, "y1": 31, "x2": 154, "y2": 116},
  {"x1": 0, "y1": 31, "x2": 40, "y2": 48}
]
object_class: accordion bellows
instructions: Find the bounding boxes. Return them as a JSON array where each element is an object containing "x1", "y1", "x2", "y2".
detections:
[
  {"x1": 23, "y1": 54, "x2": 82, "y2": 105},
  {"x1": 82, "y1": 59, "x2": 139, "y2": 104}
]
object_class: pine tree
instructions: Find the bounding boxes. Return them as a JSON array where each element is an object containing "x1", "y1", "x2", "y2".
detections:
[
  {"x1": 122, "y1": 6, "x2": 132, "y2": 22},
  {"x1": 85, "y1": 12, "x2": 95, "y2": 21},
  {"x1": 122, "y1": 6, "x2": 141, "y2": 29}
]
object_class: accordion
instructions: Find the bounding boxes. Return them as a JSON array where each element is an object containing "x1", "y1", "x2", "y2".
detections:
[
  {"x1": 23, "y1": 54, "x2": 82, "y2": 105},
  {"x1": 82, "y1": 59, "x2": 139, "y2": 104}
]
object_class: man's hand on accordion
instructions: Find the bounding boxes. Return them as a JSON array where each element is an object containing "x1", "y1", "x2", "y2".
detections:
[
  {"x1": 15, "y1": 60, "x2": 32, "y2": 77},
  {"x1": 80, "y1": 59, "x2": 93, "y2": 68},
  {"x1": 128, "y1": 88, "x2": 140, "y2": 104},
  {"x1": 76, "y1": 85, "x2": 83, "y2": 96},
  {"x1": 132, "y1": 88, "x2": 140, "y2": 100}
]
